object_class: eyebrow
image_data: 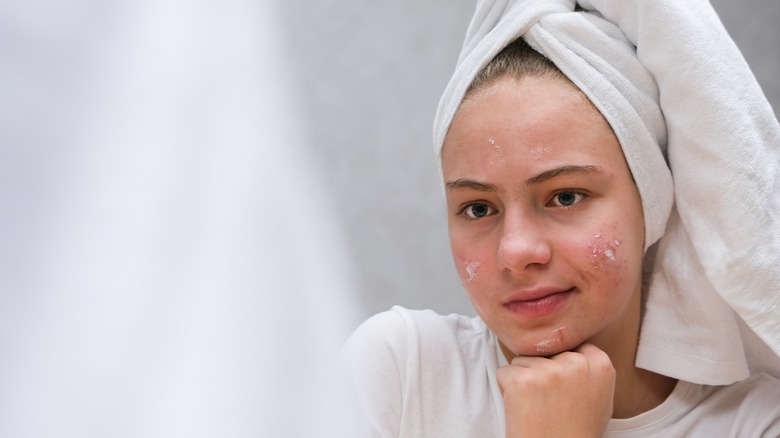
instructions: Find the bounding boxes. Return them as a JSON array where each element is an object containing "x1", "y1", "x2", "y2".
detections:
[
  {"x1": 445, "y1": 165, "x2": 603, "y2": 192},
  {"x1": 525, "y1": 165, "x2": 603, "y2": 187},
  {"x1": 445, "y1": 179, "x2": 499, "y2": 192}
]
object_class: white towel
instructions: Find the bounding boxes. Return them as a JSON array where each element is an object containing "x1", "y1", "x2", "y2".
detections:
[{"x1": 434, "y1": 0, "x2": 780, "y2": 385}]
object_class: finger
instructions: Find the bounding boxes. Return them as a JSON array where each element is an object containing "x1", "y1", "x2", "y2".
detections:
[
  {"x1": 496, "y1": 364, "x2": 529, "y2": 396},
  {"x1": 575, "y1": 342, "x2": 603, "y2": 356},
  {"x1": 509, "y1": 355, "x2": 552, "y2": 368},
  {"x1": 575, "y1": 343, "x2": 614, "y2": 370},
  {"x1": 496, "y1": 361, "x2": 543, "y2": 396}
]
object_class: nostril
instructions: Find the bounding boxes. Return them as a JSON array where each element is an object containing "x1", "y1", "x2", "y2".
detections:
[{"x1": 497, "y1": 232, "x2": 551, "y2": 270}]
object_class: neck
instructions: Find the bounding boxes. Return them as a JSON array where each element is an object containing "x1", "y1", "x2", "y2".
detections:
[{"x1": 594, "y1": 289, "x2": 677, "y2": 419}]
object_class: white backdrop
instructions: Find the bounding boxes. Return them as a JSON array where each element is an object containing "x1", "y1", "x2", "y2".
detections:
[{"x1": 1, "y1": 0, "x2": 359, "y2": 436}]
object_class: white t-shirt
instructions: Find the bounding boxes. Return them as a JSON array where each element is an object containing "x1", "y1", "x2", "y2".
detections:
[{"x1": 343, "y1": 306, "x2": 780, "y2": 437}]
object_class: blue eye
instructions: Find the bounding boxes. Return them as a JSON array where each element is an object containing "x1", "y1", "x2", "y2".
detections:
[
  {"x1": 463, "y1": 203, "x2": 494, "y2": 219},
  {"x1": 551, "y1": 191, "x2": 584, "y2": 207}
]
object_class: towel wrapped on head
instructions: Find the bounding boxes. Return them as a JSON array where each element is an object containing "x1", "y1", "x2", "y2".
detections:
[{"x1": 434, "y1": 0, "x2": 780, "y2": 385}]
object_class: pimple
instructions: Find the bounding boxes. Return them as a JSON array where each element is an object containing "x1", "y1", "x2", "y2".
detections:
[
  {"x1": 487, "y1": 137, "x2": 501, "y2": 152},
  {"x1": 589, "y1": 233, "x2": 621, "y2": 269}
]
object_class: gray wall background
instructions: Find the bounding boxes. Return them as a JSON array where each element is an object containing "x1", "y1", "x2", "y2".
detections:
[{"x1": 279, "y1": 1, "x2": 780, "y2": 329}]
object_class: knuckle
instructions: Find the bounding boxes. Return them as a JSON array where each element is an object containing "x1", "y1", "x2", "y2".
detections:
[
  {"x1": 497, "y1": 366, "x2": 529, "y2": 388},
  {"x1": 560, "y1": 351, "x2": 588, "y2": 369},
  {"x1": 593, "y1": 351, "x2": 615, "y2": 373}
]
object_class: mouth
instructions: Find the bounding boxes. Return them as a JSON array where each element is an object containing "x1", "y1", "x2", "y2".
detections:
[{"x1": 503, "y1": 288, "x2": 574, "y2": 318}]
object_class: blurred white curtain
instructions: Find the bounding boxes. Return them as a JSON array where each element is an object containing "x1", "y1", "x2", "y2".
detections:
[{"x1": 0, "y1": 0, "x2": 360, "y2": 436}]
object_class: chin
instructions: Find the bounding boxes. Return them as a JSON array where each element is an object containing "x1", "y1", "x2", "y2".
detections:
[
  {"x1": 502, "y1": 328, "x2": 584, "y2": 358},
  {"x1": 517, "y1": 344, "x2": 569, "y2": 357}
]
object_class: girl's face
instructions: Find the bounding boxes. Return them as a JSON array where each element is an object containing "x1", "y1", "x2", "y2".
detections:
[{"x1": 441, "y1": 75, "x2": 645, "y2": 358}]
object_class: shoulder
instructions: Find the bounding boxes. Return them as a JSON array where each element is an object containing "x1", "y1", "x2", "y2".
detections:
[
  {"x1": 718, "y1": 373, "x2": 780, "y2": 406},
  {"x1": 343, "y1": 306, "x2": 485, "y2": 366},
  {"x1": 721, "y1": 374, "x2": 780, "y2": 435},
  {"x1": 691, "y1": 373, "x2": 780, "y2": 436},
  {"x1": 343, "y1": 305, "x2": 495, "y2": 396},
  {"x1": 607, "y1": 374, "x2": 780, "y2": 437},
  {"x1": 700, "y1": 373, "x2": 780, "y2": 406},
  {"x1": 342, "y1": 307, "x2": 492, "y2": 436}
]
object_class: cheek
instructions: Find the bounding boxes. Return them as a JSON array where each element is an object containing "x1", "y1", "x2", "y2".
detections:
[
  {"x1": 589, "y1": 232, "x2": 623, "y2": 271},
  {"x1": 453, "y1": 252, "x2": 486, "y2": 285},
  {"x1": 449, "y1": 229, "x2": 492, "y2": 286},
  {"x1": 452, "y1": 251, "x2": 492, "y2": 317},
  {"x1": 577, "y1": 227, "x2": 633, "y2": 288}
]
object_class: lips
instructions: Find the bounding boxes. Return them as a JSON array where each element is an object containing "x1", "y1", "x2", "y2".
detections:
[{"x1": 503, "y1": 287, "x2": 574, "y2": 318}]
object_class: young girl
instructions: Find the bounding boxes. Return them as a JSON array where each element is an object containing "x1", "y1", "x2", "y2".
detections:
[{"x1": 344, "y1": 0, "x2": 780, "y2": 436}]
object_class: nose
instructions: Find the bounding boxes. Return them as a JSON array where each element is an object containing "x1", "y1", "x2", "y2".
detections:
[{"x1": 496, "y1": 214, "x2": 552, "y2": 272}]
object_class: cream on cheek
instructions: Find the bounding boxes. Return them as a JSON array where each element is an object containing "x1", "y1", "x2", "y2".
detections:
[
  {"x1": 454, "y1": 253, "x2": 484, "y2": 285},
  {"x1": 589, "y1": 232, "x2": 623, "y2": 270},
  {"x1": 465, "y1": 261, "x2": 481, "y2": 282},
  {"x1": 580, "y1": 226, "x2": 634, "y2": 295},
  {"x1": 521, "y1": 232, "x2": 625, "y2": 356},
  {"x1": 453, "y1": 251, "x2": 490, "y2": 314}
]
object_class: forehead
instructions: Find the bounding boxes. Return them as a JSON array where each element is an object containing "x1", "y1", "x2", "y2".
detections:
[{"x1": 441, "y1": 76, "x2": 626, "y2": 177}]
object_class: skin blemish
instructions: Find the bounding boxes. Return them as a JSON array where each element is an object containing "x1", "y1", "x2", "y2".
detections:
[
  {"x1": 533, "y1": 327, "x2": 565, "y2": 354},
  {"x1": 589, "y1": 233, "x2": 621, "y2": 269},
  {"x1": 530, "y1": 144, "x2": 549, "y2": 160},
  {"x1": 465, "y1": 261, "x2": 481, "y2": 282},
  {"x1": 487, "y1": 138, "x2": 504, "y2": 166}
]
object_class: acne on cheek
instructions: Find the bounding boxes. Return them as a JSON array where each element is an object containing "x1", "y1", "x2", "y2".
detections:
[{"x1": 588, "y1": 232, "x2": 623, "y2": 271}]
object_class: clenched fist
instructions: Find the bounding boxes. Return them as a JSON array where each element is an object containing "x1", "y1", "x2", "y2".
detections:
[{"x1": 497, "y1": 343, "x2": 615, "y2": 438}]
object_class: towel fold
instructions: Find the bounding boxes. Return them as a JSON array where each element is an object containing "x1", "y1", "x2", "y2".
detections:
[{"x1": 434, "y1": 0, "x2": 780, "y2": 385}]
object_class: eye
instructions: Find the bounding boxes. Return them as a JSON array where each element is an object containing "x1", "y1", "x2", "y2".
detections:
[
  {"x1": 461, "y1": 202, "x2": 495, "y2": 220},
  {"x1": 549, "y1": 190, "x2": 585, "y2": 208}
]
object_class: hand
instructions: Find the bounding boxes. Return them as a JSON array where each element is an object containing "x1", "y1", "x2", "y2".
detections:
[{"x1": 496, "y1": 343, "x2": 615, "y2": 438}]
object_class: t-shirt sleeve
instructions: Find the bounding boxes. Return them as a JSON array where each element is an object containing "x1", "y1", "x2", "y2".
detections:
[{"x1": 342, "y1": 308, "x2": 409, "y2": 438}]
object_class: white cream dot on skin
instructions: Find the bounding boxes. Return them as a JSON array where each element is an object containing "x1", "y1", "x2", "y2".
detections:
[
  {"x1": 530, "y1": 144, "x2": 549, "y2": 160},
  {"x1": 533, "y1": 327, "x2": 565, "y2": 354},
  {"x1": 589, "y1": 233, "x2": 620, "y2": 269},
  {"x1": 485, "y1": 137, "x2": 505, "y2": 166},
  {"x1": 465, "y1": 261, "x2": 480, "y2": 282}
]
